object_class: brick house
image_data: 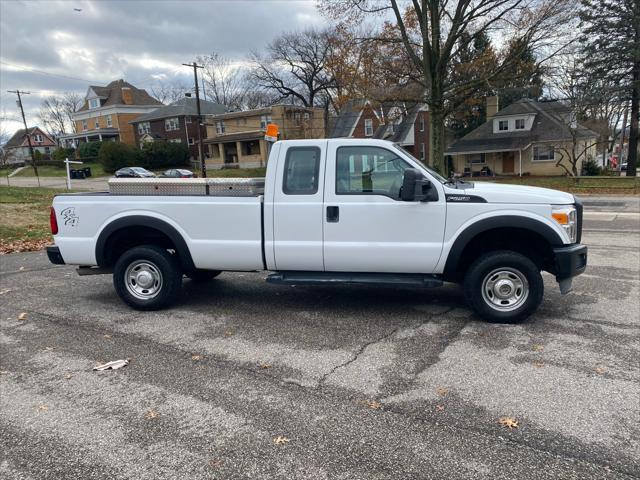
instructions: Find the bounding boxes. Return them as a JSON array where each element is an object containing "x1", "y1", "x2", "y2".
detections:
[
  {"x1": 59, "y1": 79, "x2": 162, "y2": 147},
  {"x1": 330, "y1": 99, "x2": 430, "y2": 162},
  {"x1": 204, "y1": 104, "x2": 325, "y2": 168},
  {"x1": 4, "y1": 127, "x2": 57, "y2": 163},
  {"x1": 130, "y1": 97, "x2": 228, "y2": 159}
]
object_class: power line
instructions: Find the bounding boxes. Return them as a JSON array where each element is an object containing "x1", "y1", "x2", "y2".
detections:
[{"x1": 182, "y1": 61, "x2": 206, "y2": 177}]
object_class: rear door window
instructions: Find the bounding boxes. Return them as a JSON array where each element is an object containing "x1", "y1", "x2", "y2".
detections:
[{"x1": 282, "y1": 147, "x2": 321, "y2": 195}]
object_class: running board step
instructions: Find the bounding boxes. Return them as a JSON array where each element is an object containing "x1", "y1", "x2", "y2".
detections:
[{"x1": 266, "y1": 271, "x2": 443, "y2": 288}]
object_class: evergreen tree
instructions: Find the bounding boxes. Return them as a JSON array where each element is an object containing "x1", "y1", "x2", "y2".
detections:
[{"x1": 580, "y1": 0, "x2": 640, "y2": 176}]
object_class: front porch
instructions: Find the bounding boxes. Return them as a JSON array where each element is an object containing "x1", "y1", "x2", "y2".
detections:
[
  {"x1": 204, "y1": 131, "x2": 268, "y2": 169},
  {"x1": 58, "y1": 129, "x2": 120, "y2": 148},
  {"x1": 450, "y1": 150, "x2": 526, "y2": 177}
]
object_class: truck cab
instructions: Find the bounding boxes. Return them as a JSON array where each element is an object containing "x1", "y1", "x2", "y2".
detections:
[{"x1": 47, "y1": 138, "x2": 587, "y2": 322}]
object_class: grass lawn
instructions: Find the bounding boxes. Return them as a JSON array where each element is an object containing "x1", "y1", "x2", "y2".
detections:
[
  {"x1": 11, "y1": 161, "x2": 107, "y2": 178},
  {"x1": 0, "y1": 186, "x2": 62, "y2": 253},
  {"x1": 474, "y1": 176, "x2": 639, "y2": 195}
]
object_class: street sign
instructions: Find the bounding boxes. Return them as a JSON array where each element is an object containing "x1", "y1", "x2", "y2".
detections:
[{"x1": 264, "y1": 123, "x2": 279, "y2": 142}]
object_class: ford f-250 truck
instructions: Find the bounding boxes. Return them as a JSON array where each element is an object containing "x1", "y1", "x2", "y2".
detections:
[{"x1": 47, "y1": 139, "x2": 587, "y2": 322}]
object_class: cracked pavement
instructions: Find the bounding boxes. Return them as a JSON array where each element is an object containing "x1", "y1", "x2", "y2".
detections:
[{"x1": 0, "y1": 197, "x2": 639, "y2": 479}]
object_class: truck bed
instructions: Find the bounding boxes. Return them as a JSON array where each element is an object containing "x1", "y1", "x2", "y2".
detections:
[{"x1": 108, "y1": 177, "x2": 265, "y2": 196}]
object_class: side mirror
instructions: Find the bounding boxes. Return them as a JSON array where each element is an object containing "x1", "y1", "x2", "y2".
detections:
[{"x1": 401, "y1": 168, "x2": 439, "y2": 202}]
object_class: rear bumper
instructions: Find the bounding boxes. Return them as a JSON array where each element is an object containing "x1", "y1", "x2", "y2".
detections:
[
  {"x1": 47, "y1": 245, "x2": 65, "y2": 265},
  {"x1": 554, "y1": 244, "x2": 587, "y2": 280}
]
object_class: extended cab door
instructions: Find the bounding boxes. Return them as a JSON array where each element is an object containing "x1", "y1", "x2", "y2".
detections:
[
  {"x1": 270, "y1": 141, "x2": 327, "y2": 271},
  {"x1": 323, "y1": 142, "x2": 446, "y2": 273}
]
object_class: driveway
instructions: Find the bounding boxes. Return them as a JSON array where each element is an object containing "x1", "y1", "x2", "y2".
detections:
[{"x1": 0, "y1": 203, "x2": 638, "y2": 479}]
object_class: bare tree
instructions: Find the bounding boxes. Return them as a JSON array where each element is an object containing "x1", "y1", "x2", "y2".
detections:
[
  {"x1": 250, "y1": 28, "x2": 337, "y2": 107},
  {"x1": 321, "y1": 0, "x2": 576, "y2": 172},
  {"x1": 150, "y1": 80, "x2": 189, "y2": 104},
  {"x1": 196, "y1": 52, "x2": 250, "y2": 110},
  {"x1": 39, "y1": 92, "x2": 83, "y2": 136}
]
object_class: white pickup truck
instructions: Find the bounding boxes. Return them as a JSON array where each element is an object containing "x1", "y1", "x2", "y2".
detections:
[{"x1": 47, "y1": 139, "x2": 587, "y2": 322}]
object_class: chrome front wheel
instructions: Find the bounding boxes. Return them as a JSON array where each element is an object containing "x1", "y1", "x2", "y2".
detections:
[
  {"x1": 125, "y1": 260, "x2": 163, "y2": 300},
  {"x1": 481, "y1": 267, "x2": 529, "y2": 312}
]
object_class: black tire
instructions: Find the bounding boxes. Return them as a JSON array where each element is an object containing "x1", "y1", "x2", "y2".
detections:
[
  {"x1": 113, "y1": 245, "x2": 182, "y2": 311},
  {"x1": 463, "y1": 250, "x2": 544, "y2": 323},
  {"x1": 186, "y1": 269, "x2": 222, "y2": 282}
]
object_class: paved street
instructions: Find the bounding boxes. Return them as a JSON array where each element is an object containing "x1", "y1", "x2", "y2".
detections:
[{"x1": 0, "y1": 199, "x2": 639, "y2": 479}]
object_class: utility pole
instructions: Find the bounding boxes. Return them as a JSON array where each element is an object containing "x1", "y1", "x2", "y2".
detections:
[
  {"x1": 8, "y1": 89, "x2": 40, "y2": 186},
  {"x1": 182, "y1": 62, "x2": 206, "y2": 178}
]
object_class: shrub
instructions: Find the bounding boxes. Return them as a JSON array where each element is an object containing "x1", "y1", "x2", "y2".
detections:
[
  {"x1": 79, "y1": 141, "x2": 103, "y2": 159},
  {"x1": 582, "y1": 158, "x2": 601, "y2": 176},
  {"x1": 52, "y1": 147, "x2": 75, "y2": 161},
  {"x1": 138, "y1": 141, "x2": 189, "y2": 169},
  {"x1": 98, "y1": 142, "x2": 139, "y2": 173},
  {"x1": 33, "y1": 150, "x2": 43, "y2": 163}
]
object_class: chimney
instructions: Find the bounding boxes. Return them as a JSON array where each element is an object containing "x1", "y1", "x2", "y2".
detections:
[
  {"x1": 121, "y1": 87, "x2": 133, "y2": 105},
  {"x1": 486, "y1": 95, "x2": 499, "y2": 119}
]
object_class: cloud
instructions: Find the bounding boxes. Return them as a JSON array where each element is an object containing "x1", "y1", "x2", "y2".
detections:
[{"x1": 0, "y1": 0, "x2": 326, "y2": 135}]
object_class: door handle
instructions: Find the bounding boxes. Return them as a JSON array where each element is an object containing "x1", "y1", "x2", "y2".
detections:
[{"x1": 326, "y1": 206, "x2": 339, "y2": 223}]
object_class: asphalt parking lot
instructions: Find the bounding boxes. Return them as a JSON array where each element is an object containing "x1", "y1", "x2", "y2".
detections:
[{"x1": 1, "y1": 197, "x2": 639, "y2": 479}]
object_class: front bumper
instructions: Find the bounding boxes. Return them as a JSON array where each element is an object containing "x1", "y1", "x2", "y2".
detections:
[
  {"x1": 47, "y1": 245, "x2": 65, "y2": 265},
  {"x1": 553, "y1": 244, "x2": 587, "y2": 294}
]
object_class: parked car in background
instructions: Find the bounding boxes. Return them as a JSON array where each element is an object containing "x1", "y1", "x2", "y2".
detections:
[
  {"x1": 161, "y1": 168, "x2": 194, "y2": 178},
  {"x1": 115, "y1": 167, "x2": 156, "y2": 178},
  {"x1": 620, "y1": 162, "x2": 628, "y2": 172}
]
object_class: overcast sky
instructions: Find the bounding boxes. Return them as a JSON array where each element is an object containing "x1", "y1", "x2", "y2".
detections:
[{"x1": 0, "y1": 0, "x2": 326, "y2": 135}]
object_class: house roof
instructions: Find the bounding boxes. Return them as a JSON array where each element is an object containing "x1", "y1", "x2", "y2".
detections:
[
  {"x1": 78, "y1": 79, "x2": 162, "y2": 111},
  {"x1": 374, "y1": 103, "x2": 424, "y2": 144},
  {"x1": 447, "y1": 99, "x2": 599, "y2": 154},
  {"x1": 329, "y1": 99, "x2": 368, "y2": 138},
  {"x1": 5, "y1": 127, "x2": 55, "y2": 148},
  {"x1": 130, "y1": 98, "x2": 228, "y2": 123}
]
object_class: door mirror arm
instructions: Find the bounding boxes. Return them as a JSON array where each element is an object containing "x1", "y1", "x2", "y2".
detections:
[{"x1": 401, "y1": 168, "x2": 439, "y2": 202}]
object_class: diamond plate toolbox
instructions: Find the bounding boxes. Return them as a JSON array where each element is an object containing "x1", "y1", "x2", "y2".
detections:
[{"x1": 108, "y1": 177, "x2": 265, "y2": 196}]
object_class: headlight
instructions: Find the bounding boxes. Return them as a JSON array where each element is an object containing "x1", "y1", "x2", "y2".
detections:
[{"x1": 552, "y1": 205, "x2": 577, "y2": 243}]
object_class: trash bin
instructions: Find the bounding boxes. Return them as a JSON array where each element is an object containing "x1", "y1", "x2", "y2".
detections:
[
  {"x1": 70, "y1": 169, "x2": 77, "y2": 179},
  {"x1": 83, "y1": 167, "x2": 92, "y2": 177},
  {"x1": 76, "y1": 169, "x2": 86, "y2": 179}
]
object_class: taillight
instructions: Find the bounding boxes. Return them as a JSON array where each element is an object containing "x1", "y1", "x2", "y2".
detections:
[{"x1": 50, "y1": 206, "x2": 58, "y2": 235}]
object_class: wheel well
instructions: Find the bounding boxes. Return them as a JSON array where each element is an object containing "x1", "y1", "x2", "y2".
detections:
[
  {"x1": 102, "y1": 226, "x2": 180, "y2": 268},
  {"x1": 445, "y1": 227, "x2": 556, "y2": 282}
]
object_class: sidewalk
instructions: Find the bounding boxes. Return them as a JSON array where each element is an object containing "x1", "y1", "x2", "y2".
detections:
[{"x1": 2, "y1": 176, "x2": 110, "y2": 191}]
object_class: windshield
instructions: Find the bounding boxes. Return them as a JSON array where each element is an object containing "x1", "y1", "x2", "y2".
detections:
[
  {"x1": 131, "y1": 167, "x2": 149, "y2": 173},
  {"x1": 391, "y1": 144, "x2": 447, "y2": 184}
]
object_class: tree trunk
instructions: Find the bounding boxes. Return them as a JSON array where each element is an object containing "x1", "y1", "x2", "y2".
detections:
[
  {"x1": 627, "y1": 60, "x2": 639, "y2": 177},
  {"x1": 428, "y1": 107, "x2": 446, "y2": 173}
]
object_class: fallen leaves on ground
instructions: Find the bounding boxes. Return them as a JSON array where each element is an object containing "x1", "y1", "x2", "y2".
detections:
[
  {"x1": 273, "y1": 435, "x2": 290, "y2": 445},
  {"x1": 0, "y1": 288, "x2": 12, "y2": 295},
  {"x1": 0, "y1": 369, "x2": 9, "y2": 375},
  {"x1": 37, "y1": 404, "x2": 49, "y2": 412},
  {"x1": 0, "y1": 238, "x2": 50, "y2": 255},
  {"x1": 595, "y1": 367, "x2": 605, "y2": 375},
  {"x1": 435, "y1": 404, "x2": 445, "y2": 412},
  {"x1": 360, "y1": 399, "x2": 383, "y2": 410},
  {"x1": 63, "y1": 373, "x2": 73, "y2": 380},
  {"x1": 533, "y1": 361, "x2": 544, "y2": 368},
  {"x1": 532, "y1": 344, "x2": 544, "y2": 352},
  {"x1": 44, "y1": 346, "x2": 55, "y2": 352},
  {"x1": 498, "y1": 417, "x2": 519, "y2": 429},
  {"x1": 209, "y1": 459, "x2": 223, "y2": 468},
  {"x1": 17, "y1": 312, "x2": 27, "y2": 321},
  {"x1": 191, "y1": 354, "x2": 204, "y2": 361},
  {"x1": 223, "y1": 328, "x2": 235, "y2": 337},
  {"x1": 436, "y1": 387, "x2": 449, "y2": 397},
  {"x1": 146, "y1": 409, "x2": 159, "y2": 419},
  {"x1": 258, "y1": 362, "x2": 271, "y2": 369},
  {"x1": 103, "y1": 334, "x2": 112, "y2": 340}
]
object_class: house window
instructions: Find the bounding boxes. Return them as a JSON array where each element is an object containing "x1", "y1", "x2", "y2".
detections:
[
  {"x1": 533, "y1": 145, "x2": 555, "y2": 161},
  {"x1": 469, "y1": 153, "x2": 486, "y2": 164},
  {"x1": 34, "y1": 134, "x2": 43, "y2": 143},
  {"x1": 188, "y1": 138, "x2": 194, "y2": 145},
  {"x1": 186, "y1": 116, "x2": 192, "y2": 123},
  {"x1": 88, "y1": 98, "x2": 99, "y2": 109},
  {"x1": 419, "y1": 114, "x2": 425, "y2": 132},
  {"x1": 169, "y1": 138, "x2": 182, "y2": 144},
  {"x1": 515, "y1": 118, "x2": 525, "y2": 130},
  {"x1": 95, "y1": 119, "x2": 100, "y2": 129},
  {"x1": 260, "y1": 115, "x2": 272, "y2": 129},
  {"x1": 82, "y1": 120, "x2": 88, "y2": 132},
  {"x1": 165, "y1": 117, "x2": 179, "y2": 131},
  {"x1": 216, "y1": 121, "x2": 225, "y2": 134},
  {"x1": 303, "y1": 112, "x2": 310, "y2": 120},
  {"x1": 294, "y1": 112, "x2": 301, "y2": 125},
  {"x1": 419, "y1": 143, "x2": 425, "y2": 161},
  {"x1": 364, "y1": 118, "x2": 373, "y2": 136},
  {"x1": 138, "y1": 122, "x2": 150, "y2": 135},
  {"x1": 498, "y1": 120, "x2": 508, "y2": 131},
  {"x1": 106, "y1": 115, "x2": 113, "y2": 128}
]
